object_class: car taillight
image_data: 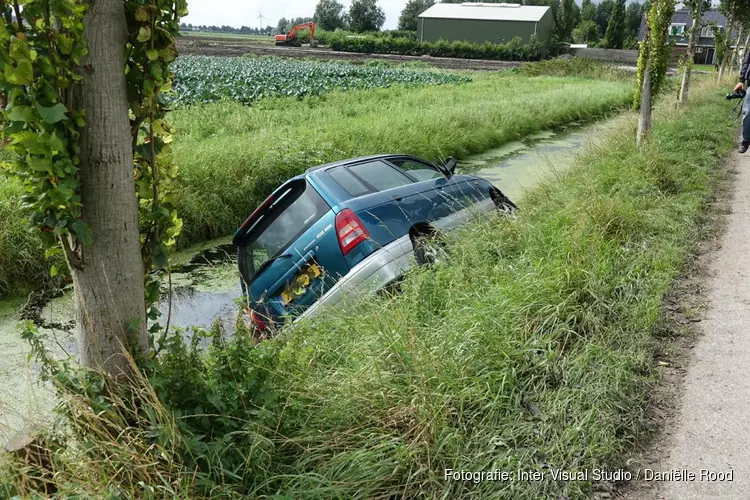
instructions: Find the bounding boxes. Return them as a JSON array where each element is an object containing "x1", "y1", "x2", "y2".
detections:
[
  {"x1": 246, "y1": 306, "x2": 267, "y2": 332},
  {"x1": 335, "y1": 209, "x2": 370, "y2": 255}
]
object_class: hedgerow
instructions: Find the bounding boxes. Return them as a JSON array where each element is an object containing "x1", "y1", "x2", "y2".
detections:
[{"x1": 328, "y1": 33, "x2": 550, "y2": 61}]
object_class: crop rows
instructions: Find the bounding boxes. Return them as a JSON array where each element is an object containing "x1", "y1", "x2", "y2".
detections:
[{"x1": 167, "y1": 55, "x2": 471, "y2": 106}]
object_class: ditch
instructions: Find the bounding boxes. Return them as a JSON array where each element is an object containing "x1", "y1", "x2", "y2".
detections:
[{"x1": 0, "y1": 113, "x2": 623, "y2": 440}]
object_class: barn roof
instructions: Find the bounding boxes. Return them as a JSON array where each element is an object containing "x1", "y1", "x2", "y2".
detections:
[{"x1": 418, "y1": 3, "x2": 550, "y2": 23}]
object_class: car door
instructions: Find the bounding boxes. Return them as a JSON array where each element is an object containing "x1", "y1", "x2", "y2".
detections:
[
  {"x1": 331, "y1": 160, "x2": 422, "y2": 249},
  {"x1": 388, "y1": 156, "x2": 494, "y2": 230},
  {"x1": 386, "y1": 157, "x2": 456, "y2": 222}
]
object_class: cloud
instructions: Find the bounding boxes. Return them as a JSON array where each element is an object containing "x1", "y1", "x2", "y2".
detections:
[{"x1": 182, "y1": 0, "x2": 404, "y2": 30}]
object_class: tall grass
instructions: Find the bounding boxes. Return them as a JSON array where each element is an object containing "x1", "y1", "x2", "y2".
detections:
[
  {"x1": 2, "y1": 80, "x2": 734, "y2": 498},
  {"x1": 0, "y1": 70, "x2": 633, "y2": 298},
  {"x1": 0, "y1": 150, "x2": 63, "y2": 297},
  {"x1": 170, "y1": 72, "x2": 633, "y2": 245},
  {"x1": 252, "y1": 81, "x2": 731, "y2": 498}
]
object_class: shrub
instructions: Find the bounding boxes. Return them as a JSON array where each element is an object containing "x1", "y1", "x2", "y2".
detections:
[
  {"x1": 519, "y1": 57, "x2": 632, "y2": 81},
  {"x1": 330, "y1": 34, "x2": 551, "y2": 61}
]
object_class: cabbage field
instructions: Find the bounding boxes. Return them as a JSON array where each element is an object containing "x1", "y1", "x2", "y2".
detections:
[{"x1": 168, "y1": 55, "x2": 472, "y2": 106}]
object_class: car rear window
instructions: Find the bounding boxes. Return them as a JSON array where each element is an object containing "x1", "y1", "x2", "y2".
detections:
[
  {"x1": 349, "y1": 160, "x2": 412, "y2": 192},
  {"x1": 237, "y1": 180, "x2": 328, "y2": 284},
  {"x1": 328, "y1": 166, "x2": 370, "y2": 197}
]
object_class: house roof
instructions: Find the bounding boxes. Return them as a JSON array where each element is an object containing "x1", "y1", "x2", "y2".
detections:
[{"x1": 417, "y1": 3, "x2": 550, "y2": 23}]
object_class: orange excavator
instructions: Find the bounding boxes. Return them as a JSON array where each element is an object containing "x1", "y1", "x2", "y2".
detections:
[{"x1": 275, "y1": 21, "x2": 317, "y2": 47}]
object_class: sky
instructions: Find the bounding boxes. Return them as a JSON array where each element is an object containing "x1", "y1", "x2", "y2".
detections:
[
  {"x1": 181, "y1": 0, "x2": 723, "y2": 31},
  {"x1": 183, "y1": 0, "x2": 406, "y2": 31}
]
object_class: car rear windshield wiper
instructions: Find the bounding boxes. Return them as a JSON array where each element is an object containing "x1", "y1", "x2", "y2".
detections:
[{"x1": 253, "y1": 253, "x2": 293, "y2": 280}]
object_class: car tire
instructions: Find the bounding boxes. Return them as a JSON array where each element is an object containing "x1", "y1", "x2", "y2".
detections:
[
  {"x1": 490, "y1": 188, "x2": 518, "y2": 214},
  {"x1": 413, "y1": 234, "x2": 447, "y2": 266}
]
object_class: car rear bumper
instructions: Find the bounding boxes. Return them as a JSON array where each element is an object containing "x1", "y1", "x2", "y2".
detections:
[{"x1": 295, "y1": 233, "x2": 414, "y2": 322}]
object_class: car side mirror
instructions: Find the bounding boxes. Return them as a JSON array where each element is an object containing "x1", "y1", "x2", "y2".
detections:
[{"x1": 444, "y1": 157, "x2": 458, "y2": 177}]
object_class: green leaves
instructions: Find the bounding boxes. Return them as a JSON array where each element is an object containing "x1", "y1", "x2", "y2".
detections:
[
  {"x1": 6, "y1": 105, "x2": 36, "y2": 122},
  {"x1": 71, "y1": 221, "x2": 93, "y2": 246},
  {"x1": 137, "y1": 26, "x2": 152, "y2": 43},
  {"x1": 168, "y1": 55, "x2": 471, "y2": 107},
  {"x1": 135, "y1": 5, "x2": 151, "y2": 22},
  {"x1": 0, "y1": 0, "x2": 90, "y2": 263},
  {"x1": 36, "y1": 103, "x2": 68, "y2": 124},
  {"x1": 123, "y1": 0, "x2": 185, "y2": 317},
  {"x1": 5, "y1": 58, "x2": 33, "y2": 84}
]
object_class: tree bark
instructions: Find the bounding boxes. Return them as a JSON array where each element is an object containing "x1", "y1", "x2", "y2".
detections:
[
  {"x1": 719, "y1": 23, "x2": 734, "y2": 81},
  {"x1": 679, "y1": 10, "x2": 702, "y2": 104},
  {"x1": 73, "y1": 0, "x2": 147, "y2": 376},
  {"x1": 637, "y1": 55, "x2": 652, "y2": 147},
  {"x1": 730, "y1": 26, "x2": 743, "y2": 74}
]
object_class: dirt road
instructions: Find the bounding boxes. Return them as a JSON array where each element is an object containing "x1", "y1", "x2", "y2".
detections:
[
  {"x1": 176, "y1": 37, "x2": 522, "y2": 71},
  {"x1": 637, "y1": 152, "x2": 750, "y2": 498}
]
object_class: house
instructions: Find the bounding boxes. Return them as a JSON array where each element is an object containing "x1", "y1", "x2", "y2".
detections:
[
  {"x1": 417, "y1": 2, "x2": 555, "y2": 45},
  {"x1": 638, "y1": 9, "x2": 741, "y2": 65}
]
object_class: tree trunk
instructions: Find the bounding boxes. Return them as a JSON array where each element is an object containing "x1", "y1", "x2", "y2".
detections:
[
  {"x1": 73, "y1": 0, "x2": 147, "y2": 376},
  {"x1": 730, "y1": 27, "x2": 743, "y2": 74},
  {"x1": 637, "y1": 55, "x2": 652, "y2": 147},
  {"x1": 719, "y1": 23, "x2": 734, "y2": 81},
  {"x1": 679, "y1": 10, "x2": 702, "y2": 104}
]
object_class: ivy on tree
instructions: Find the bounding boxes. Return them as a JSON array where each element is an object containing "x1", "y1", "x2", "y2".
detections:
[{"x1": 0, "y1": 0, "x2": 185, "y2": 339}]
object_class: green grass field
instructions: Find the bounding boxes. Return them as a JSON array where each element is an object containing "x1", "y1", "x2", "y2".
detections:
[
  {"x1": 692, "y1": 63, "x2": 718, "y2": 72},
  {"x1": 0, "y1": 66, "x2": 634, "y2": 298},
  {"x1": 251, "y1": 80, "x2": 732, "y2": 498},
  {"x1": 180, "y1": 31, "x2": 275, "y2": 43}
]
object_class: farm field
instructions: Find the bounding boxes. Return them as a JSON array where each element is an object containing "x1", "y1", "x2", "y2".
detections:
[
  {"x1": 0, "y1": 58, "x2": 633, "y2": 299},
  {"x1": 175, "y1": 38, "x2": 527, "y2": 71},
  {"x1": 169, "y1": 55, "x2": 470, "y2": 105},
  {"x1": 180, "y1": 31, "x2": 275, "y2": 43}
]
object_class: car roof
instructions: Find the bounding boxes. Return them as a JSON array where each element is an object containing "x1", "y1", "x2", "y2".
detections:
[{"x1": 304, "y1": 154, "x2": 401, "y2": 174}]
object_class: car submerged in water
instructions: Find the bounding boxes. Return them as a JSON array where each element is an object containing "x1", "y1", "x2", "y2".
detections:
[{"x1": 232, "y1": 154, "x2": 517, "y2": 333}]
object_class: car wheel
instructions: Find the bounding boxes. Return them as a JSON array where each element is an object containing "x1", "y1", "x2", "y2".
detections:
[
  {"x1": 413, "y1": 234, "x2": 447, "y2": 266},
  {"x1": 490, "y1": 188, "x2": 518, "y2": 214}
]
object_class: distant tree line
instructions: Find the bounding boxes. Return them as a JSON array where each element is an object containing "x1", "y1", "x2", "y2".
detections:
[
  {"x1": 277, "y1": 0, "x2": 386, "y2": 34},
  {"x1": 180, "y1": 23, "x2": 274, "y2": 36}
]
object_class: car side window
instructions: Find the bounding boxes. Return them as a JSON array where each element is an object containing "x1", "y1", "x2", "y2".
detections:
[
  {"x1": 391, "y1": 159, "x2": 444, "y2": 182},
  {"x1": 348, "y1": 161, "x2": 412, "y2": 192},
  {"x1": 328, "y1": 166, "x2": 370, "y2": 197}
]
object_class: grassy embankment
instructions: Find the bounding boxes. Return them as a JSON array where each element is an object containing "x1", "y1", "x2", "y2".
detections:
[
  {"x1": 241, "y1": 80, "x2": 733, "y2": 498},
  {"x1": 2, "y1": 78, "x2": 734, "y2": 498},
  {"x1": 0, "y1": 69, "x2": 633, "y2": 298}
]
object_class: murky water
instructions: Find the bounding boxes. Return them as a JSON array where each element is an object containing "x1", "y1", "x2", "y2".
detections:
[
  {"x1": 160, "y1": 257, "x2": 240, "y2": 332},
  {"x1": 458, "y1": 119, "x2": 617, "y2": 201},
  {"x1": 0, "y1": 115, "x2": 622, "y2": 438}
]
